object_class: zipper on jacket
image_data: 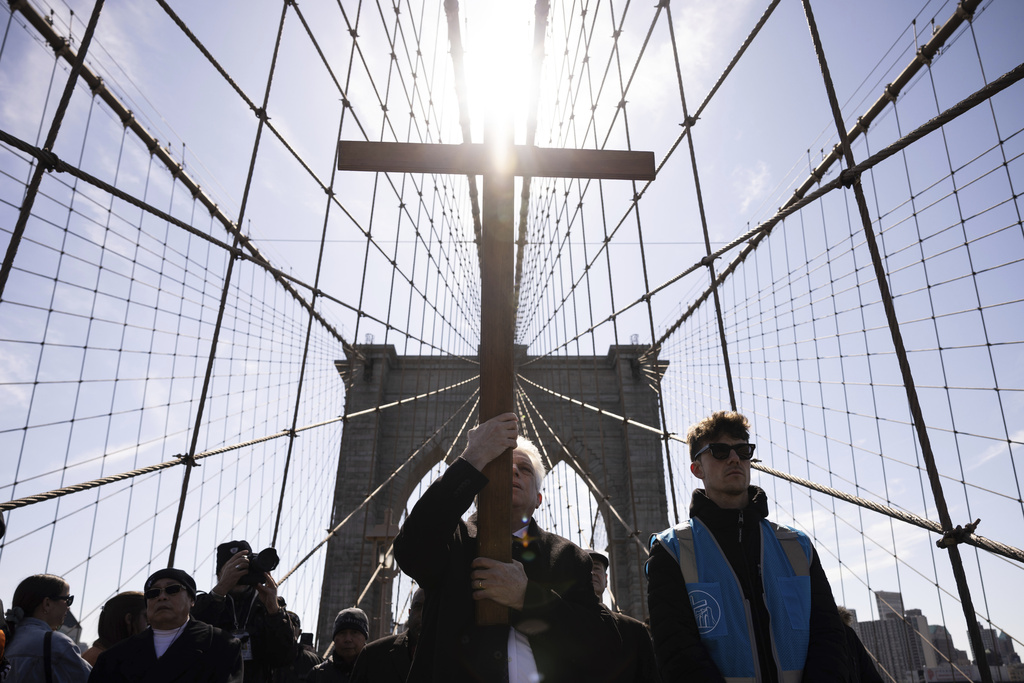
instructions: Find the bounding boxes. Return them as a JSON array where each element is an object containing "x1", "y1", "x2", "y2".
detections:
[{"x1": 738, "y1": 510, "x2": 744, "y2": 543}]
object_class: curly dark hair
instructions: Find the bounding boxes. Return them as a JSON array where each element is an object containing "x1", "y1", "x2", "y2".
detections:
[{"x1": 686, "y1": 411, "x2": 751, "y2": 460}]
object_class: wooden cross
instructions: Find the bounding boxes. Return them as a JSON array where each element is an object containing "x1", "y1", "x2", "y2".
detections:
[{"x1": 338, "y1": 125, "x2": 654, "y2": 625}]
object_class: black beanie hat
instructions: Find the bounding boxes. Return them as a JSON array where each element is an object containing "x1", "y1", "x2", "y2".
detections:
[
  {"x1": 333, "y1": 607, "x2": 369, "y2": 639},
  {"x1": 216, "y1": 540, "x2": 252, "y2": 574}
]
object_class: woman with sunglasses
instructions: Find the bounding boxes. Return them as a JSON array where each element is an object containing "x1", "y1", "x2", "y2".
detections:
[{"x1": 3, "y1": 574, "x2": 91, "y2": 682}]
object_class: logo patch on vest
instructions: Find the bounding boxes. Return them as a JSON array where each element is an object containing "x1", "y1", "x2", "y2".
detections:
[{"x1": 687, "y1": 583, "x2": 726, "y2": 636}]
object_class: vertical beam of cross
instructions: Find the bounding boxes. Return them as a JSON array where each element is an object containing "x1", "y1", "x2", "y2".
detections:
[{"x1": 475, "y1": 111, "x2": 516, "y2": 624}]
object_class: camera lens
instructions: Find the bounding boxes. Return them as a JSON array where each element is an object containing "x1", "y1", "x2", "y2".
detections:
[{"x1": 254, "y1": 548, "x2": 279, "y2": 573}]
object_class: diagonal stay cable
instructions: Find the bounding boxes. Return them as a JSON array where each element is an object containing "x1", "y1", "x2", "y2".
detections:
[
  {"x1": 160, "y1": 0, "x2": 480, "y2": 352},
  {"x1": 801, "y1": 0, "x2": 992, "y2": 676},
  {"x1": 0, "y1": 373, "x2": 480, "y2": 513},
  {"x1": 9, "y1": 0, "x2": 478, "y2": 358},
  {"x1": 343, "y1": 374, "x2": 478, "y2": 420},
  {"x1": 5, "y1": 0, "x2": 354, "y2": 354},
  {"x1": 525, "y1": 57, "x2": 1024, "y2": 362},
  {"x1": 792, "y1": 501, "x2": 975, "y2": 683},
  {"x1": 518, "y1": 0, "x2": 781, "y2": 350},
  {"x1": 513, "y1": 0, "x2": 552, "y2": 309},
  {"x1": 443, "y1": 0, "x2": 482, "y2": 252},
  {"x1": 516, "y1": 384, "x2": 647, "y2": 552},
  {"x1": 654, "y1": 2, "x2": 1005, "y2": 349},
  {"x1": 518, "y1": 374, "x2": 682, "y2": 441},
  {"x1": 353, "y1": 395, "x2": 483, "y2": 609},
  {"x1": 0, "y1": 127, "x2": 484, "y2": 364},
  {"x1": 517, "y1": 374, "x2": 1024, "y2": 565},
  {"x1": 0, "y1": 0, "x2": 105, "y2": 301},
  {"x1": 277, "y1": 390, "x2": 481, "y2": 585},
  {"x1": 754, "y1": 462, "x2": 1023, "y2": 565}
]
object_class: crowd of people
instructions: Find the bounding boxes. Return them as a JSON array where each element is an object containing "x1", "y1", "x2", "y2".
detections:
[{"x1": 0, "y1": 410, "x2": 881, "y2": 682}]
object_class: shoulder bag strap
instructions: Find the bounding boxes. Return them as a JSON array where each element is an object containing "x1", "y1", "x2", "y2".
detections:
[{"x1": 43, "y1": 630, "x2": 53, "y2": 683}]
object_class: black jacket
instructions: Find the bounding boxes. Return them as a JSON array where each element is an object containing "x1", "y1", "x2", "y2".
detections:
[
  {"x1": 303, "y1": 655, "x2": 355, "y2": 683},
  {"x1": 272, "y1": 646, "x2": 321, "y2": 683},
  {"x1": 349, "y1": 631, "x2": 412, "y2": 683},
  {"x1": 392, "y1": 457, "x2": 619, "y2": 682},
  {"x1": 87, "y1": 619, "x2": 242, "y2": 683},
  {"x1": 843, "y1": 624, "x2": 883, "y2": 683},
  {"x1": 192, "y1": 589, "x2": 294, "y2": 683},
  {"x1": 646, "y1": 486, "x2": 847, "y2": 682},
  {"x1": 606, "y1": 608, "x2": 661, "y2": 683}
]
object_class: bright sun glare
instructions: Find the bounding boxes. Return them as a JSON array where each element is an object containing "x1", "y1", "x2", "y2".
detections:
[{"x1": 462, "y1": 2, "x2": 536, "y2": 146}]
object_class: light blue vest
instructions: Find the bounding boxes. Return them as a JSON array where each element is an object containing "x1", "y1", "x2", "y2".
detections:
[{"x1": 650, "y1": 517, "x2": 813, "y2": 683}]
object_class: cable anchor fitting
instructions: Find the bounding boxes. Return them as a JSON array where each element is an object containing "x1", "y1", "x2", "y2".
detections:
[
  {"x1": 936, "y1": 518, "x2": 980, "y2": 549},
  {"x1": 177, "y1": 452, "x2": 201, "y2": 468},
  {"x1": 700, "y1": 254, "x2": 717, "y2": 267},
  {"x1": 839, "y1": 167, "x2": 860, "y2": 188},
  {"x1": 37, "y1": 149, "x2": 67, "y2": 174}
]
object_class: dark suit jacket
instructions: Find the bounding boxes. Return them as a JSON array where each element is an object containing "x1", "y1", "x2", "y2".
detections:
[
  {"x1": 348, "y1": 631, "x2": 412, "y2": 683},
  {"x1": 88, "y1": 619, "x2": 243, "y2": 683},
  {"x1": 393, "y1": 458, "x2": 619, "y2": 683}
]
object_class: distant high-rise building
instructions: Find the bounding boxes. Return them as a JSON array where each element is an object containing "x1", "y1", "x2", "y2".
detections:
[
  {"x1": 930, "y1": 623, "x2": 971, "y2": 670},
  {"x1": 875, "y1": 590, "x2": 905, "y2": 620},
  {"x1": 975, "y1": 623, "x2": 1021, "y2": 668},
  {"x1": 905, "y1": 609, "x2": 932, "y2": 669},
  {"x1": 856, "y1": 591, "x2": 929, "y2": 683},
  {"x1": 997, "y1": 631, "x2": 1021, "y2": 665}
]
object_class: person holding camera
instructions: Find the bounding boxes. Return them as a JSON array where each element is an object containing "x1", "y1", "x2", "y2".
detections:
[{"x1": 192, "y1": 541, "x2": 294, "y2": 683}]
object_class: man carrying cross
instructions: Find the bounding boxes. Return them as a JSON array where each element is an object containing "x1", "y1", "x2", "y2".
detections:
[{"x1": 393, "y1": 412, "x2": 618, "y2": 682}]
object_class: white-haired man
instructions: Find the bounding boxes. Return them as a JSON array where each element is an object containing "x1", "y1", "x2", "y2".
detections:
[{"x1": 393, "y1": 413, "x2": 617, "y2": 682}]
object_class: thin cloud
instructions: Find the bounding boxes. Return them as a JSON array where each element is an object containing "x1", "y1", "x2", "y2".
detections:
[
  {"x1": 733, "y1": 160, "x2": 770, "y2": 213},
  {"x1": 965, "y1": 430, "x2": 1024, "y2": 472}
]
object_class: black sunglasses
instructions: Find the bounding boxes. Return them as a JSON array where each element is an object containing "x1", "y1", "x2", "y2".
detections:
[
  {"x1": 145, "y1": 584, "x2": 186, "y2": 600},
  {"x1": 693, "y1": 442, "x2": 756, "y2": 461},
  {"x1": 50, "y1": 594, "x2": 74, "y2": 606}
]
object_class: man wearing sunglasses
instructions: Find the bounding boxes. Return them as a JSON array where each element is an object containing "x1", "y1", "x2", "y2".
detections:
[
  {"x1": 88, "y1": 568, "x2": 243, "y2": 682},
  {"x1": 646, "y1": 411, "x2": 846, "y2": 683}
]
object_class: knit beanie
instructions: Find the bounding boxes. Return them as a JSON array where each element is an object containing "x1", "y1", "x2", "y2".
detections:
[{"x1": 333, "y1": 607, "x2": 369, "y2": 639}]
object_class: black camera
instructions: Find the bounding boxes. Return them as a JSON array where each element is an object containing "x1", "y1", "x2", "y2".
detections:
[{"x1": 240, "y1": 547, "x2": 280, "y2": 586}]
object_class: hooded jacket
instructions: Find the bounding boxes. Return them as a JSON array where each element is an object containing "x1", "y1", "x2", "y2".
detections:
[{"x1": 646, "y1": 486, "x2": 847, "y2": 682}]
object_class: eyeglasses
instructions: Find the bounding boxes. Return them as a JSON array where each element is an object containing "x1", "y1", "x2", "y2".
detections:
[
  {"x1": 693, "y1": 442, "x2": 756, "y2": 461},
  {"x1": 144, "y1": 584, "x2": 186, "y2": 600},
  {"x1": 50, "y1": 595, "x2": 74, "y2": 606}
]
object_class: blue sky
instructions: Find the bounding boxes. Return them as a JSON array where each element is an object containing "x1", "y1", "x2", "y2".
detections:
[{"x1": 1, "y1": 0, "x2": 1022, "y2": 664}]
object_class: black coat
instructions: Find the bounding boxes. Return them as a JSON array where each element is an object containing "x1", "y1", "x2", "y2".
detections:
[
  {"x1": 349, "y1": 631, "x2": 412, "y2": 683},
  {"x1": 272, "y1": 646, "x2": 321, "y2": 683},
  {"x1": 393, "y1": 458, "x2": 619, "y2": 683},
  {"x1": 606, "y1": 609, "x2": 661, "y2": 683},
  {"x1": 192, "y1": 589, "x2": 294, "y2": 683},
  {"x1": 303, "y1": 655, "x2": 355, "y2": 683},
  {"x1": 646, "y1": 487, "x2": 847, "y2": 683},
  {"x1": 87, "y1": 619, "x2": 242, "y2": 683},
  {"x1": 843, "y1": 624, "x2": 883, "y2": 683}
]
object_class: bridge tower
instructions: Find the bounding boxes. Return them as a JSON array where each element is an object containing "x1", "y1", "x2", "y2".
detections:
[{"x1": 315, "y1": 343, "x2": 669, "y2": 647}]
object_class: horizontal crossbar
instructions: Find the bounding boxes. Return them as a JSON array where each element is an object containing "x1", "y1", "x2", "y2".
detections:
[{"x1": 338, "y1": 140, "x2": 656, "y2": 180}]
